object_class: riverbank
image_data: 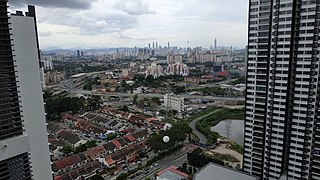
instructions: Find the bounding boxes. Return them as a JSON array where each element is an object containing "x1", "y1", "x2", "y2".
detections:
[
  {"x1": 195, "y1": 108, "x2": 245, "y2": 145},
  {"x1": 211, "y1": 119, "x2": 244, "y2": 145},
  {"x1": 188, "y1": 109, "x2": 221, "y2": 144}
]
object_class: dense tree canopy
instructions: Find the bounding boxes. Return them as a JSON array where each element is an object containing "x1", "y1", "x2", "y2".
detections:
[
  {"x1": 187, "y1": 148, "x2": 224, "y2": 168},
  {"x1": 147, "y1": 122, "x2": 192, "y2": 152},
  {"x1": 44, "y1": 93, "x2": 102, "y2": 120}
]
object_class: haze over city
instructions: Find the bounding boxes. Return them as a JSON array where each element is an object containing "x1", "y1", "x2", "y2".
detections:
[
  {"x1": 9, "y1": 0, "x2": 248, "y2": 49},
  {"x1": 5, "y1": 0, "x2": 320, "y2": 179}
]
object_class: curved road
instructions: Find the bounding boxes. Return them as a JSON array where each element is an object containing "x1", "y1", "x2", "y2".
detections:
[{"x1": 189, "y1": 109, "x2": 222, "y2": 144}]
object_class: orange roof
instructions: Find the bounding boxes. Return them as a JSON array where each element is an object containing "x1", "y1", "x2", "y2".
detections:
[
  {"x1": 105, "y1": 156, "x2": 114, "y2": 165},
  {"x1": 146, "y1": 118, "x2": 158, "y2": 121},
  {"x1": 85, "y1": 146, "x2": 105, "y2": 158},
  {"x1": 111, "y1": 140, "x2": 122, "y2": 147},
  {"x1": 156, "y1": 165, "x2": 189, "y2": 178}
]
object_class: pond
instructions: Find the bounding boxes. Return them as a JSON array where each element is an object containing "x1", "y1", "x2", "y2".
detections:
[{"x1": 211, "y1": 120, "x2": 244, "y2": 146}]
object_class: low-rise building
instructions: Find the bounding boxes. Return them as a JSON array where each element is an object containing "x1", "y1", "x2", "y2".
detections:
[
  {"x1": 44, "y1": 71, "x2": 65, "y2": 85},
  {"x1": 156, "y1": 165, "x2": 189, "y2": 180}
]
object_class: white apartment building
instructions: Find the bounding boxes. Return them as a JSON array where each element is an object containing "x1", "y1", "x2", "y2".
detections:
[
  {"x1": 244, "y1": 1, "x2": 320, "y2": 179},
  {"x1": 163, "y1": 94, "x2": 185, "y2": 113},
  {"x1": 145, "y1": 62, "x2": 164, "y2": 78}
]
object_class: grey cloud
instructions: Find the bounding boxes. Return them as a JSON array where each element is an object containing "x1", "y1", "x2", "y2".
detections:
[
  {"x1": 9, "y1": 0, "x2": 97, "y2": 9},
  {"x1": 36, "y1": 8, "x2": 138, "y2": 36},
  {"x1": 39, "y1": 31, "x2": 52, "y2": 37},
  {"x1": 116, "y1": 0, "x2": 154, "y2": 15}
]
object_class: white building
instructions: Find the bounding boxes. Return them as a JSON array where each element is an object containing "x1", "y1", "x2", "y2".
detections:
[
  {"x1": 163, "y1": 94, "x2": 185, "y2": 113},
  {"x1": 166, "y1": 63, "x2": 189, "y2": 77},
  {"x1": 145, "y1": 62, "x2": 164, "y2": 78},
  {"x1": 42, "y1": 56, "x2": 53, "y2": 70},
  {"x1": 10, "y1": 5, "x2": 53, "y2": 179},
  {"x1": 244, "y1": 1, "x2": 320, "y2": 179}
]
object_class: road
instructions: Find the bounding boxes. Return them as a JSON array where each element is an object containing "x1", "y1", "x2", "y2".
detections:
[
  {"x1": 137, "y1": 149, "x2": 188, "y2": 180},
  {"x1": 60, "y1": 80, "x2": 244, "y2": 102},
  {"x1": 189, "y1": 109, "x2": 222, "y2": 144}
]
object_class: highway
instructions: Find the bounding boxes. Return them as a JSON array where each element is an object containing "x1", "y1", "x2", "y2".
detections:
[{"x1": 59, "y1": 80, "x2": 245, "y2": 102}]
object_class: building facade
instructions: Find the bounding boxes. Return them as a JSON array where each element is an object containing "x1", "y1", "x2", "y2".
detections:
[
  {"x1": 163, "y1": 94, "x2": 185, "y2": 113},
  {"x1": 0, "y1": 1, "x2": 32, "y2": 179},
  {"x1": 244, "y1": 0, "x2": 320, "y2": 179},
  {"x1": 9, "y1": 5, "x2": 53, "y2": 180}
]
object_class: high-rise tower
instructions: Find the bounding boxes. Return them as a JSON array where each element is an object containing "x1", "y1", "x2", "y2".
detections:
[
  {"x1": 0, "y1": 1, "x2": 32, "y2": 179},
  {"x1": 10, "y1": 5, "x2": 53, "y2": 180},
  {"x1": 244, "y1": 0, "x2": 320, "y2": 179}
]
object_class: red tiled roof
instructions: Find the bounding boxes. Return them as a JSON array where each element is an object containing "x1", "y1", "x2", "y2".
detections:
[
  {"x1": 56, "y1": 129, "x2": 65, "y2": 135},
  {"x1": 120, "y1": 127, "x2": 133, "y2": 133},
  {"x1": 54, "y1": 160, "x2": 68, "y2": 170},
  {"x1": 125, "y1": 134, "x2": 136, "y2": 142},
  {"x1": 111, "y1": 140, "x2": 122, "y2": 147},
  {"x1": 85, "y1": 146, "x2": 105, "y2": 158},
  {"x1": 216, "y1": 71, "x2": 229, "y2": 76},
  {"x1": 53, "y1": 154, "x2": 84, "y2": 171},
  {"x1": 54, "y1": 176, "x2": 62, "y2": 180},
  {"x1": 156, "y1": 165, "x2": 189, "y2": 178},
  {"x1": 146, "y1": 118, "x2": 158, "y2": 121}
]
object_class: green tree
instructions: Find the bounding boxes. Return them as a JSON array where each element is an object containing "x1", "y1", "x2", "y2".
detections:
[
  {"x1": 119, "y1": 105, "x2": 129, "y2": 112},
  {"x1": 116, "y1": 173, "x2": 129, "y2": 180},
  {"x1": 145, "y1": 75, "x2": 154, "y2": 84},
  {"x1": 187, "y1": 148, "x2": 224, "y2": 168},
  {"x1": 86, "y1": 140, "x2": 97, "y2": 148},
  {"x1": 74, "y1": 144, "x2": 87, "y2": 154},
  {"x1": 86, "y1": 96, "x2": 102, "y2": 110},
  {"x1": 61, "y1": 144, "x2": 72, "y2": 155}
]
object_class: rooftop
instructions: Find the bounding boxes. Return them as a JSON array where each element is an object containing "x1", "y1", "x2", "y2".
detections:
[
  {"x1": 193, "y1": 163, "x2": 259, "y2": 180},
  {"x1": 156, "y1": 165, "x2": 189, "y2": 180}
]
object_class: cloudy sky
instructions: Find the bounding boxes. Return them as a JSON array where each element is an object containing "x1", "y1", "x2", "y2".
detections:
[{"x1": 9, "y1": 0, "x2": 248, "y2": 50}]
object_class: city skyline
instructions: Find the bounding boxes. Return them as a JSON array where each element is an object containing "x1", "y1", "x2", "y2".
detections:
[{"x1": 9, "y1": 0, "x2": 248, "y2": 50}]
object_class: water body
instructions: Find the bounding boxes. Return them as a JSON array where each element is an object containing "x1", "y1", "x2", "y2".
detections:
[{"x1": 211, "y1": 120, "x2": 244, "y2": 146}]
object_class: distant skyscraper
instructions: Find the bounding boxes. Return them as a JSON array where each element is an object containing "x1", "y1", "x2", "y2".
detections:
[
  {"x1": 148, "y1": 43, "x2": 151, "y2": 49},
  {"x1": 244, "y1": 1, "x2": 320, "y2": 179},
  {"x1": 10, "y1": 5, "x2": 53, "y2": 179},
  {"x1": 168, "y1": 41, "x2": 170, "y2": 48},
  {"x1": 156, "y1": 41, "x2": 158, "y2": 49},
  {"x1": 153, "y1": 42, "x2": 155, "y2": 50},
  {"x1": 76, "y1": 50, "x2": 80, "y2": 58},
  {"x1": 214, "y1": 38, "x2": 217, "y2": 50}
]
